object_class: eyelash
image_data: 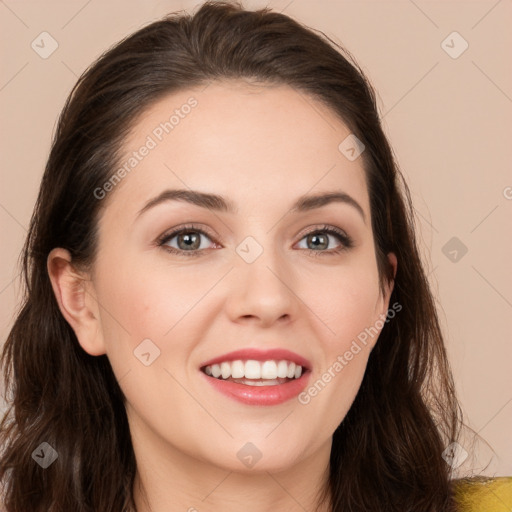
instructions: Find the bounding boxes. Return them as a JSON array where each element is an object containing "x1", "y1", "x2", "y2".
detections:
[{"x1": 156, "y1": 223, "x2": 354, "y2": 258}]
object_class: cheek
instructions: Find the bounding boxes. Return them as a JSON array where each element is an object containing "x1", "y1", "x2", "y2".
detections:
[
  {"x1": 299, "y1": 270, "x2": 380, "y2": 432},
  {"x1": 93, "y1": 254, "x2": 233, "y2": 390},
  {"x1": 298, "y1": 260, "x2": 381, "y2": 402},
  {"x1": 98, "y1": 251, "x2": 211, "y2": 326},
  {"x1": 305, "y1": 260, "x2": 382, "y2": 348}
]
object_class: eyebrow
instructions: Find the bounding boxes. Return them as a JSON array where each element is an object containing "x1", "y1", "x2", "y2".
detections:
[{"x1": 136, "y1": 188, "x2": 366, "y2": 223}]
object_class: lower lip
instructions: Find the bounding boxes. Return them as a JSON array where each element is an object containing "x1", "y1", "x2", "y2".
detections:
[{"x1": 200, "y1": 371, "x2": 311, "y2": 406}]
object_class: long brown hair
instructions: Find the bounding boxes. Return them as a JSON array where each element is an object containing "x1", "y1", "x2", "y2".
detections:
[{"x1": 0, "y1": 2, "x2": 462, "y2": 510}]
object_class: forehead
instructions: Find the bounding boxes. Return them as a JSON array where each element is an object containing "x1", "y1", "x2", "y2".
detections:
[{"x1": 103, "y1": 80, "x2": 369, "y2": 219}]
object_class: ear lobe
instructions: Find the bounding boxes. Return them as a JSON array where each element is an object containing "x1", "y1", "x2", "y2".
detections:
[{"x1": 47, "y1": 248, "x2": 106, "y2": 356}]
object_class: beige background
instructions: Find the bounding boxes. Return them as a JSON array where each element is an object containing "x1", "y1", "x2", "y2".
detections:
[{"x1": 1, "y1": 0, "x2": 511, "y2": 476}]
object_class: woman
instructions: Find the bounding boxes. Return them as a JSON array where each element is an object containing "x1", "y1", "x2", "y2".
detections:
[{"x1": 1, "y1": 1, "x2": 509, "y2": 511}]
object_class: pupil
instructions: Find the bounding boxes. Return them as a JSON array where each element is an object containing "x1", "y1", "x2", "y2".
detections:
[
  {"x1": 180, "y1": 232, "x2": 199, "y2": 250},
  {"x1": 310, "y1": 233, "x2": 327, "y2": 250}
]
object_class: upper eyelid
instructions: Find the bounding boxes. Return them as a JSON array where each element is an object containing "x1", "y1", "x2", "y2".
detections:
[{"x1": 158, "y1": 223, "x2": 216, "y2": 243}]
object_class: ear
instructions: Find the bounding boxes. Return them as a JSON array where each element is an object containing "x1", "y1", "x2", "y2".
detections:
[
  {"x1": 47, "y1": 248, "x2": 106, "y2": 356},
  {"x1": 385, "y1": 251, "x2": 397, "y2": 300},
  {"x1": 376, "y1": 251, "x2": 398, "y2": 318}
]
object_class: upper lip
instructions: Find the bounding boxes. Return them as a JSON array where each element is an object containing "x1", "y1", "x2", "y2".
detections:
[{"x1": 200, "y1": 348, "x2": 312, "y2": 372}]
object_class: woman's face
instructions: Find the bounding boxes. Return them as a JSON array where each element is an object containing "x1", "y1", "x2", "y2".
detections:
[{"x1": 75, "y1": 80, "x2": 395, "y2": 473}]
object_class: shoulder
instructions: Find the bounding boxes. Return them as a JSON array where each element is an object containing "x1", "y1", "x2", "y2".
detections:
[{"x1": 451, "y1": 476, "x2": 512, "y2": 512}]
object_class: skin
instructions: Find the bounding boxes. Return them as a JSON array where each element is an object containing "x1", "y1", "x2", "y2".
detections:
[{"x1": 48, "y1": 80, "x2": 396, "y2": 512}]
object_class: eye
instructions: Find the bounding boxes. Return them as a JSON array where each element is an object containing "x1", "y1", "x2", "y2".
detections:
[
  {"x1": 157, "y1": 224, "x2": 218, "y2": 257},
  {"x1": 295, "y1": 225, "x2": 354, "y2": 256},
  {"x1": 156, "y1": 223, "x2": 354, "y2": 258}
]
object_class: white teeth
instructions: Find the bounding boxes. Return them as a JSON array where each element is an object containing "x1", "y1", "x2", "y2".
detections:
[
  {"x1": 261, "y1": 360, "x2": 277, "y2": 379},
  {"x1": 286, "y1": 362, "x2": 296, "y2": 379},
  {"x1": 233, "y1": 379, "x2": 280, "y2": 386},
  {"x1": 220, "y1": 362, "x2": 231, "y2": 379},
  {"x1": 203, "y1": 359, "x2": 305, "y2": 381},
  {"x1": 211, "y1": 364, "x2": 221, "y2": 378},
  {"x1": 277, "y1": 360, "x2": 288, "y2": 378},
  {"x1": 244, "y1": 360, "x2": 261, "y2": 379},
  {"x1": 231, "y1": 360, "x2": 245, "y2": 379}
]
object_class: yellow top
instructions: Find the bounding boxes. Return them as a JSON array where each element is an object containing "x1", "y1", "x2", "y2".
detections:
[{"x1": 453, "y1": 477, "x2": 512, "y2": 512}]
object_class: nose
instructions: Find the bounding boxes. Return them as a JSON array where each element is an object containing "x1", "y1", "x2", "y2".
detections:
[{"x1": 224, "y1": 241, "x2": 299, "y2": 327}]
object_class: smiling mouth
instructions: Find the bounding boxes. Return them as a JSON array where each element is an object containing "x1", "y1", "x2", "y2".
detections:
[
  {"x1": 199, "y1": 358, "x2": 312, "y2": 405},
  {"x1": 200, "y1": 359, "x2": 307, "y2": 386}
]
